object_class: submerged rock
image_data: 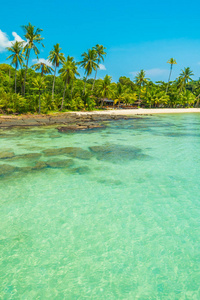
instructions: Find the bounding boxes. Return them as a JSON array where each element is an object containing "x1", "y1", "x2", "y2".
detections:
[
  {"x1": 57, "y1": 123, "x2": 105, "y2": 132},
  {"x1": 0, "y1": 151, "x2": 15, "y2": 159},
  {"x1": 89, "y1": 144, "x2": 146, "y2": 161},
  {"x1": 46, "y1": 159, "x2": 74, "y2": 168},
  {"x1": 32, "y1": 159, "x2": 74, "y2": 170},
  {"x1": 0, "y1": 164, "x2": 18, "y2": 176},
  {"x1": 19, "y1": 166, "x2": 33, "y2": 173},
  {"x1": 21, "y1": 153, "x2": 42, "y2": 159},
  {"x1": 43, "y1": 147, "x2": 93, "y2": 160},
  {"x1": 70, "y1": 166, "x2": 90, "y2": 174},
  {"x1": 98, "y1": 178, "x2": 123, "y2": 185},
  {"x1": 42, "y1": 148, "x2": 62, "y2": 156},
  {"x1": 32, "y1": 161, "x2": 48, "y2": 170},
  {"x1": 7, "y1": 153, "x2": 42, "y2": 161},
  {"x1": 65, "y1": 148, "x2": 93, "y2": 160}
]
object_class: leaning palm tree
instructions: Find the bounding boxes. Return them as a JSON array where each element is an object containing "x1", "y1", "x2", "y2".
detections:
[
  {"x1": 166, "y1": 58, "x2": 177, "y2": 93},
  {"x1": 59, "y1": 56, "x2": 80, "y2": 110},
  {"x1": 6, "y1": 41, "x2": 24, "y2": 93},
  {"x1": 92, "y1": 44, "x2": 106, "y2": 90},
  {"x1": 32, "y1": 76, "x2": 46, "y2": 114},
  {"x1": 22, "y1": 23, "x2": 44, "y2": 95},
  {"x1": 32, "y1": 61, "x2": 54, "y2": 76},
  {"x1": 135, "y1": 70, "x2": 149, "y2": 103},
  {"x1": 79, "y1": 49, "x2": 98, "y2": 94},
  {"x1": 48, "y1": 44, "x2": 65, "y2": 100}
]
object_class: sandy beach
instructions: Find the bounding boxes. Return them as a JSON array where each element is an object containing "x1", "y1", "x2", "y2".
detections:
[
  {"x1": 0, "y1": 108, "x2": 200, "y2": 127},
  {"x1": 76, "y1": 108, "x2": 200, "y2": 115}
]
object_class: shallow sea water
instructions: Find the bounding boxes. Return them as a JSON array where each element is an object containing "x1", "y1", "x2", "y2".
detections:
[{"x1": 0, "y1": 114, "x2": 200, "y2": 299}]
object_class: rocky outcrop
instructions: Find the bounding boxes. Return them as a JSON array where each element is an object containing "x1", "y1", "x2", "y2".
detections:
[
  {"x1": 0, "y1": 113, "x2": 143, "y2": 129},
  {"x1": 57, "y1": 123, "x2": 105, "y2": 132}
]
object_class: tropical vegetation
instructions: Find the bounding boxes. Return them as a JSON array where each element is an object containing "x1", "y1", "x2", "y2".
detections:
[{"x1": 1, "y1": 23, "x2": 200, "y2": 114}]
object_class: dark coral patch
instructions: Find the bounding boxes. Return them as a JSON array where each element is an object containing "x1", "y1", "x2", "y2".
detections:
[
  {"x1": 0, "y1": 164, "x2": 18, "y2": 176},
  {"x1": 69, "y1": 166, "x2": 91, "y2": 175},
  {"x1": 43, "y1": 147, "x2": 93, "y2": 160},
  {"x1": 0, "y1": 151, "x2": 15, "y2": 159},
  {"x1": 89, "y1": 144, "x2": 147, "y2": 162},
  {"x1": 46, "y1": 159, "x2": 74, "y2": 168}
]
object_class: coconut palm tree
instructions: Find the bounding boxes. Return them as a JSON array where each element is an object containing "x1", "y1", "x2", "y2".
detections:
[
  {"x1": 22, "y1": 23, "x2": 44, "y2": 95},
  {"x1": 114, "y1": 83, "x2": 124, "y2": 107},
  {"x1": 92, "y1": 44, "x2": 106, "y2": 90},
  {"x1": 59, "y1": 56, "x2": 80, "y2": 110},
  {"x1": 79, "y1": 49, "x2": 98, "y2": 94},
  {"x1": 179, "y1": 67, "x2": 194, "y2": 87},
  {"x1": 32, "y1": 76, "x2": 46, "y2": 113},
  {"x1": 6, "y1": 41, "x2": 24, "y2": 93},
  {"x1": 32, "y1": 61, "x2": 54, "y2": 76},
  {"x1": 135, "y1": 70, "x2": 149, "y2": 104},
  {"x1": 48, "y1": 44, "x2": 65, "y2": 100},
  {"x1": 166, "y1": 58, "x2": 177, "y2": 93},
  {"x1": 97, "y1": 75, "x2": 114, "y2": 106}
]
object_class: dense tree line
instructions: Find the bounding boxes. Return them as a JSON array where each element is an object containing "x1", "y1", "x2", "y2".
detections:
[{"x1": 0, "y1": 23, "x2": 200, "y2": 114}]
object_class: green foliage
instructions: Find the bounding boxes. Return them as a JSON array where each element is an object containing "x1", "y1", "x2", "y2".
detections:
[
  {"x1": 0, "y1": 88, "x2": 28, "y2": 113},
  {"x1": 0, "y1": 24, "x2": 198, "y2": 113},
  {"x1": 67, "y1": 96, "x2": 85, "y2": 111}
]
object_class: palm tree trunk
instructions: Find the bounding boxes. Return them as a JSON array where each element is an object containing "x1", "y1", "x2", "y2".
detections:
[
  {"x1": 92, "y1": 69, "x2": 98, "y2": 91},
  {"x1": 71, "y1": 81, "x2": 74, "y2": 99},
  {"x1": 166, "y1": 65, "x2": 173, "y2": 93},
  {"x1": 23, "y1": 49, "x2": 30, "y2": 95},
  {"x1": 39, "y1": 91, "x2": 41, "y2": 114},
  {"x1": 52, "y1": 65, "x2": 57, "y2": 100},
  {"x1": 15, "y1": 67, "x2": 17, "y2": 94},
  {"x1": 60, "y1": 79, "x2": 67, "y2": 110},
  {"x1": 138, "y1": 85, "x2": 142, "y2": 108},
  {"x1": 195, "y1": 94, "x2": 200, "y2": 107},
  {"x1": 9, "y1": 67, "x2": 11, "y2": 91},
  {"x1": 83, "y1": 75, "x2": 88, "y2": 95}
]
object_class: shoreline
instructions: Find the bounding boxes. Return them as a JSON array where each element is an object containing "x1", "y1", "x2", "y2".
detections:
[
  {"x1": 76, "y1": 108, "x2": 200, "y2": 115},
  {"x1": 0, "y1": 108, "x2": 200, "y2": 128}
]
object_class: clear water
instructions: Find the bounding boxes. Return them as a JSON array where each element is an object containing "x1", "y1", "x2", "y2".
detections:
[{"x1": 0, "y1": 114, "x2": 200, "y2": 299}]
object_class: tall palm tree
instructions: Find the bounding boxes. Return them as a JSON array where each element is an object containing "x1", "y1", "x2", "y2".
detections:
[
  {"x1": 92, "y1": 44, "x2": 106, "y2": 90},
  {"x1": 48, "y1": 44, "x2": 65, "y2": 99},
  {"x1": 166, "y1": 58, "x2": 177, "y2": 93},
  {"x1": 79, "y1": 49, "x2": 98, "y2": 94},
  {"x1": 22, "y1": 23, "x2": 44, "y2": 95},
  {"x1": 135, "y1": 70, "x2": 149, "y2": 103},
  {"x1": 32, "y1": 76, "x2": 46, "y2": 114},
  {"x1": 59, "y1": 56, "x2": 80, "y2": 110},
  {"x1": 32, "y1": 61, "x2": 54, "y2": 76},
  {"x1": 6, "y1": 41, "x2": 24, "y2": 93}
]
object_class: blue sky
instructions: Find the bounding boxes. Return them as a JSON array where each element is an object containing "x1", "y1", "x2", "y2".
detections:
[{"x1": 1, "y1": 0, "x2": 200, "y2": 82}]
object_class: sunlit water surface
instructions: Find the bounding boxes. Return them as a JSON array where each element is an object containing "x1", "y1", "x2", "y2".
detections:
[{"x1": 0, "y1": 114, "x2": 200, "y2": 299}]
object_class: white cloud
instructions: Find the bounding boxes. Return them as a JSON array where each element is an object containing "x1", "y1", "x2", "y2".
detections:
[
  {"x1": 130, "y1": 68, "x2": 168, "y2": 78},
  {"x1": 0, "y1": 30, "x2": 24, "y2": 52},
  {"x1": 99, "y1": 64, "x2": 106, "y2": 70},
  {"x1": 32, "y1": 58, "x2": 52, "y2": 67}
]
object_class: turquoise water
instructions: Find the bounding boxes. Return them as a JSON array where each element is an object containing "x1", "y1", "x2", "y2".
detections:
[{"x1": 0, "y1": 114, "x2": 200, "y2": 299}]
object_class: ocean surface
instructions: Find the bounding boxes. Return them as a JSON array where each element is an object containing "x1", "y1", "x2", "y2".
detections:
[{"x1": 0, "y1": 114, "x2": 200, "y2": 299}]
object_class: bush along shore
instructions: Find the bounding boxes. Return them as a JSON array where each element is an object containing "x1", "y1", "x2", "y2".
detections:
[{"x1": 1, "y1": 23, "x2": 200, "y2": 115}]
